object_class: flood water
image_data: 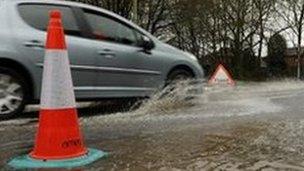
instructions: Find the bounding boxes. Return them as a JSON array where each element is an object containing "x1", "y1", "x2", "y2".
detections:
[{"x1": 2, "y1": 80, "x2": 304, "y2": 170}]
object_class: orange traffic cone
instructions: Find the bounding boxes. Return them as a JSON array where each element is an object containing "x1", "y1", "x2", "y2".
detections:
[
  {"x1": 8, "y1": 10, "x2": 107, "y2": 169},
  {"x1": 31, "y1": 10, "x2": 87, "y2": 160}
]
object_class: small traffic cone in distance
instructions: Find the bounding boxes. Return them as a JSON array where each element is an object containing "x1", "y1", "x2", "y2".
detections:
[{"x1": 8, "y1": 10, "x2": 107, "y2": 169}]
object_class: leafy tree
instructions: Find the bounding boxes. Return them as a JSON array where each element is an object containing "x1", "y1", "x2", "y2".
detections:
[
  {"x1": 267, "y1": 34, "x2": 287, "y2": 77},
  {"x1": 241, "y1": 48, "x2": 263, "y2": 80}
]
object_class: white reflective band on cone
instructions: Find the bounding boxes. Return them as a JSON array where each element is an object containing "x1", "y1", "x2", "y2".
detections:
[{"x1": 40, "y1": 50, "x2": 76, "y2": 109}]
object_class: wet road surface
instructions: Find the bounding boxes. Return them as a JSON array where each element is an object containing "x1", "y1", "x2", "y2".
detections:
[{"x1": 2, "y1": 80, "x2": 304, "y2": 170}]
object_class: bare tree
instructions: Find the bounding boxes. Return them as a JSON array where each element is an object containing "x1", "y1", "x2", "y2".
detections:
[
  {"x1": 252, "y1": 0, "x2": 276, "y2": 63},
  {"x1": 276, "y1": 0, "x2": 304, "y2": 79},
  {"x1": 73, "y1": 0, "x2": 133, "y2": 19},
  {"x1": 71, "y1": 0, "x2": 278, "y2": 79},
  {"x1": 138, "y1": 0, "x2": 173, "y2": 36},
  {"x1": 166, "y1": 0, "x2": 275, "y2": 78},
  {"x1": 168, "y1": 0, "x2": 210, "y2": 58}
]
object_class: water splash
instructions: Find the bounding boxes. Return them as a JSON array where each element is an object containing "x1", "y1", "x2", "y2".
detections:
[{"x1": 82, "y1": 80, "x2": 304, "y2": 123}]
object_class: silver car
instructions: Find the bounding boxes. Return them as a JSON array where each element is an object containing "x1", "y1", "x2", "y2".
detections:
[{"x1": 0, "y1": 0, "x2": 204, "y2": 119}]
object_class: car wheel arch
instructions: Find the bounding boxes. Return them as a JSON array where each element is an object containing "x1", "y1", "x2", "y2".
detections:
[
  {"x1": 0, "y1": 58, "x2": 34, "y2": 102},
  {"x1": 167, "y1": 65, "x2": 195, "y2": 79}
]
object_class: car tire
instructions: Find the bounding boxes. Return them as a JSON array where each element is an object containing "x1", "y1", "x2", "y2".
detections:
[
  {"x1": 166, "y1": 69, "x2": 194, "y2": 86},
  {"x1": 0, "y1": 67, "x2": 29, "y2": 120},
  {"x1": 161, "y1": 69, "x2": 194, "y2": 99}
]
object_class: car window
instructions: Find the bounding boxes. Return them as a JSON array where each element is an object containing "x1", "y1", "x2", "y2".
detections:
[
  {"x1": 83, "y1": 10, "x2": 139, "y2": 46},
  {"x1": 18, "y1": 4, "x2": 81, "y2": 36}
]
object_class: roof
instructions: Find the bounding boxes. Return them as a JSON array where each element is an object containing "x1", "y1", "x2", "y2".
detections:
[{"x1": 285, "y1": 47, "x2": 304, "y2": 57}]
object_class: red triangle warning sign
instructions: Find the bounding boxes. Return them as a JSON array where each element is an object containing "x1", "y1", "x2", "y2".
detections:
[{"x1": 208, "y1": 64, "x2": 235, "y2": 86}]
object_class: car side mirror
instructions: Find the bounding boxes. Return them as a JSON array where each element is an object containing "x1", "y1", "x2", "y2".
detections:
[{"x1": 140, "y1": 36, "x2": 154, "y2": 51}]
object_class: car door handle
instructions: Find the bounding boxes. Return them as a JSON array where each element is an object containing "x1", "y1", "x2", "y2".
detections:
[
  {"x1": 98, "y1": 49, "x2": 116, "y2": 58},
  {"x1": 24, "y1": 40, "x2": 45, "y2": 49}
]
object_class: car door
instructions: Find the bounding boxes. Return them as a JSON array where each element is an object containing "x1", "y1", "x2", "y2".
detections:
[
  {"x1": 12, "y1": 3, "x2": 98, "y2": 98},
  {"x1": 81, "y1": 9, "x2": 162, "y2": 97}
]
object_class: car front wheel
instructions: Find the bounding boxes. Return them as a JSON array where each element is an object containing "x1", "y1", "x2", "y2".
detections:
[
  {"x1": 161, "y1": 69, "x2": 195, "y2": 98},
  {"x1": 0, "y1": 67, "x2": 28, "y2": 120},
  {"x1": 166, "y1": 69, "x2": 194, "y2": 86}
]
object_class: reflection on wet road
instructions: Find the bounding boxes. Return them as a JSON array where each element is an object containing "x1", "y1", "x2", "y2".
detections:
[{"x1": 2, "y1": 80, "x2": 304, "y2": 170}]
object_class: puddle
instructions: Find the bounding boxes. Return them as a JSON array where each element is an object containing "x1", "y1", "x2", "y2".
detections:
[{"x1": 2, "y1": 80, "x2": 304, "y2": 170}]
